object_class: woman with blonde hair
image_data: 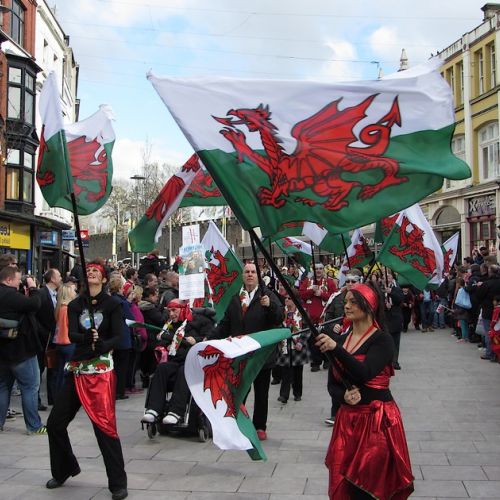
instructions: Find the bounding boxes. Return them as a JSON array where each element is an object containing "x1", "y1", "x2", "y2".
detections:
[{"x1": 52, "y1": 282, "x2": 78, "y2": 396}]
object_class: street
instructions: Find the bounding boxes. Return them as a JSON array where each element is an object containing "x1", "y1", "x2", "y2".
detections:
[{"x1": 1, "y1": 327, "x2": 499, "y2": 499}]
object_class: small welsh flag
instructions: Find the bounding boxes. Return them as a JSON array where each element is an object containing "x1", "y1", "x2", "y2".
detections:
[{"x1": 276, "y1": 237, "x2": 312, "y2": 268}]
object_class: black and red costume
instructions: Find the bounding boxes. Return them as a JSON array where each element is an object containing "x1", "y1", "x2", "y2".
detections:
[{"x1": 327, "y1": 329, "x2": 414, "y2": 499}]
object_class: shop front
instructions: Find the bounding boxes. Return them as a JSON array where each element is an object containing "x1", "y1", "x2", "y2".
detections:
[
  {"x1": 466, "y1": 193, "x2": 496, "y2": 255},
  {"x1": 0, "y1": 219, "x2": 32, "y2": 273}
]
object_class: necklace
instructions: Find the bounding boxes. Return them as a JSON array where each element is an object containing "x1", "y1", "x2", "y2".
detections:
[{"x1": 344, "y1": 323, "x2": 376, "y2": 353}]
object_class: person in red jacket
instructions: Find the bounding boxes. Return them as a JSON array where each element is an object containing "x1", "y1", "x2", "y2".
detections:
[{"x1": 299, "y1": 263, "x2": 336, "y2": 371}]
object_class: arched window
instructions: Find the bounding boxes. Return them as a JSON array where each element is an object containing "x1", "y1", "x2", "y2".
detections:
[{"x1": 478, "y1": 122, "x2": 499, "y2": 181}]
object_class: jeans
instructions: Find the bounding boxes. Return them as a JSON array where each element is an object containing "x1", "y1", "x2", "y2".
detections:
[
  {"x1": 0, "y1": 355, "x2": 43, "y2": 431},
  {"x1": 482, "y1": 318, "x2": 494, "y2": 358},
  {"x1": 420, "y1": 301, "x2": 433, "y2": 329},
  {"x1": 433, "y1": 298, "x2": 447, "y2": 328}
]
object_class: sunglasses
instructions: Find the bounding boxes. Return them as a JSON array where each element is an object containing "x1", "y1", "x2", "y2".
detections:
[{"x1": 345, "y1": 279, "x2": 359, "y2": 284}]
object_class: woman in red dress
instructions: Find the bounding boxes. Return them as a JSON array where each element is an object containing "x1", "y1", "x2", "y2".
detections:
[{"x1": 316, "y1": 282, "x2": 414, "y2": 500}]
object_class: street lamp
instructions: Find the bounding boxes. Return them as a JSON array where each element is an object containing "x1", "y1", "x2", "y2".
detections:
[{"x1": 130, "y1": 174, "x2": 145, "y2": 266}]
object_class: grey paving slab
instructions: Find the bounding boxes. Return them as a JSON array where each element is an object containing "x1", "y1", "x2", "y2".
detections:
[{"x1": 1, "y1": 325, "x2": 500, "y2": 499}]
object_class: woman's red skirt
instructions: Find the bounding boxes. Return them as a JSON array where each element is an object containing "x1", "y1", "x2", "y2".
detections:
[{"x1": 325, "y1": 400, "x2": 414, "y2": 499}]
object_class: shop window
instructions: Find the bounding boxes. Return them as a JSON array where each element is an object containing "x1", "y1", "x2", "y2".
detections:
[
  {"x1": 7, "y1": 64, "x2": 36, "y2": 125},
  {"x1": 10, "y1": 0, "x2": 25, "y2": 47},
  {"x1": 470, "y1": 219, "x2": 496, "y2": 253},
  {"x1": 479, "y1": 123, "x2": 499, "y2": 181}
]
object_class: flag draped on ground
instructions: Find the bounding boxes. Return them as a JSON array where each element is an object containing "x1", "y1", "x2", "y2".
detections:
[
  {"x1": 442, "y1": 232, "x2": 459, "y2": 274},
  {"x1": 37, "y1": 72, "x2": 115, "y2": 215},
  {"x1": 275, "y1": 237, "x2": 312, "y2": 268},
  {"x1": 377, "y1": 204, "x2": 443, "y2": 289},
  {"x1": 147, "y1": 61, "x2": 470, "y2": 238},
  {"x1": 302, "y1": 222, "x2": 351, "y2": 254},
  {"x1": 185, "y1": 328, "x2": 291, "y2": 461},
  {"x1": 129, "y1": 155, "x2": 226, "y2": 253},
  {"x1": 201, "y1": 221, "x2": 242, "y2": 321},
  {"x1": 338, "y1": 229, "x2": 374, "y2": 286}
]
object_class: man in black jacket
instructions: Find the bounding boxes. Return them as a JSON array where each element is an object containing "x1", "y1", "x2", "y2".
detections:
[
  {"x1": 210, "y1": 263, "x2": 284, "y2": 441},
  {"x1": 0, "y1": 266, "x2": 44, "y2": 434},
  {"x1": 36, "y1": 268, "x2": 62, "y2": 408}
]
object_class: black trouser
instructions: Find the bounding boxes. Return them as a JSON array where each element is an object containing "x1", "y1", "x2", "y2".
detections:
[
  {"x1": 327, "y1": 367, "x2": 340, "y2": 419},
  {"x1": 402, "y1": 308, "x2": 412, "y2": 331},
  {"x1": 126, "y1": 349, "x2": 140, "y2": 389},
  {"x1": 390, "y1": 330, "x2": 401, "y2": 363},
  {"x1": 244, "y1": 367, "x2": 271, "y2": 431},
  {"x1": 37, "y1": 350, "x2": 54, "y2": 405},
  {"x1": 145, "y1": 361, "x2": 189, "y2": 417},
  {"x1": 308, "y1": 337, "x2": 323, "y2": 367},
  {"x1": 47, "y1": 375, "x2": 127, "y2": 493},
  {"x1": 279, "y1": 365, "x2": 303, "y2": 400},
  {"x1": 112, "y1": 349, "x2": 129, "y2": 398},
  {"x1": 271, "y1": 365, "x2": 282, "y2": 382}
]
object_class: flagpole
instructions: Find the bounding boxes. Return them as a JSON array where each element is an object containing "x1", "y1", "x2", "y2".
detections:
[
  {"x1": 310, "y1": 241, "x2": 318, "y2": 285},
  {"x1": 248, "y1": 229, "x2": 351, "y2": 389},
  {"x1": 341, "y1": 233, "x2": 351, "y2": 270},
  {"x1": 249, "y1": 232, "x2": 265, "y2": 291}
]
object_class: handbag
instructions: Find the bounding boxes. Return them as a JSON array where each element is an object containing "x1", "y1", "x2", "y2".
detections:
[{"x1": 455, "y1": 288, "x2": 472, "y2": 310}]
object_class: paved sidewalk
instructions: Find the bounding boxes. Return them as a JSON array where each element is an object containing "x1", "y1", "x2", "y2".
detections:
[{"x1": 1, "y1": 327, "x2": 499, "y2": 499}]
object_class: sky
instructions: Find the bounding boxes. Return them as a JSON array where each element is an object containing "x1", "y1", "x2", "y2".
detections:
[{"x1": 50, "y1": 0, "x2": 488, "y2": 181}]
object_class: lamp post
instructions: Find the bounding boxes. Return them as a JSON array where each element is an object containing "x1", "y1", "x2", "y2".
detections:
[{"x1": 130, "y1": 174, "x2": 145, "y2": 267}]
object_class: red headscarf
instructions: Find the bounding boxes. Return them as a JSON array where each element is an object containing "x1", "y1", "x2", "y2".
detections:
[
  {"x1": 351, "y1": 283, "x2": 381, "y2": 329},
  {"x1": 86, "y1": 263, "x2": 108, "y2": 280},
  {"x1": 167, "y1": 299, "x2": 193, "y2": 322}
]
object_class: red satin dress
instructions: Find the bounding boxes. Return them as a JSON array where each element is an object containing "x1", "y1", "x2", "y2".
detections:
[{"x1": 326, "y1": 355, "x2": 414, "y2": 499}]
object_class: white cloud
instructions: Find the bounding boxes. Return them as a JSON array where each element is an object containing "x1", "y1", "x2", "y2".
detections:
[{"x1": 317, "y1": 39, "x2": 364, "y2": 82}]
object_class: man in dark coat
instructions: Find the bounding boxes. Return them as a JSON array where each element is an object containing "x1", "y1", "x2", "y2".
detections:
[
  {"x1": 0, "y1": 266, "x2": 44, "y2": 433},
  {"x1": 210, "y1": 263, "x2": 284, "y2": 441},
  {"x1": 36, "y1": 268, "x2": 62, "y2": 408},
  {"x1": 138, "y1": 249, "x2": 161, "y2": 281}
]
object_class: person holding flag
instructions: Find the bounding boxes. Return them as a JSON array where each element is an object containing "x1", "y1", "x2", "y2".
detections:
[
  {"x1": 210, "y1": 263, "x2": 284, "y2": 441},
  {"x1": 315, "y1": 282, "x2": 413, "y2": 499},
  {"x1": 45, "y1": 259, "x2": 128, "y2": 500}
]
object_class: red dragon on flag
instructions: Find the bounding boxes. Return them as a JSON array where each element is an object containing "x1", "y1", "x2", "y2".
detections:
[
  {"x1": 214, "y1": 95, "x2": 405, "y2": 211},
  {"x1": 206, "y1": 249, "x2": 239, "y2": 304}
]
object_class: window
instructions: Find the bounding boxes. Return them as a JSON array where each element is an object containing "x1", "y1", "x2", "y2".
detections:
[
  {"x1": 10, "y1": 0, "x2": 25, "y2": 47},
  {"x1": 446, "y1": 67, "x2": 455, "y2": 102},
  {"x1": 479, "y1": 123, "x2": 499, "y2": 180},
  {"x1": 490, "y1": 43, "x2": 497, "y2": 88},
  {"x1": 5, "y1": 148, "x2": 34, "y2": 203},
  {"x1": 478, "y1": 50, "x2": 485, "y2": 94},
  {"x1": 470, "y1": 220, "x2": 496, "y2": 254},
  {"x1": 459, "y1": 62, "x2": 464, "y2": 104},
  {"x1": 447, "y1": 135, "x2": 466, "y2": 188},
  {"x1": 7, "y1": 64, "x2": 35, "y2": 125}
]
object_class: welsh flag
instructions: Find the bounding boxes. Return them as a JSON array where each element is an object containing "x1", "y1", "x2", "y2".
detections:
[
  {"x1": 442, "y1": 232, "x2": 459, "y2": 274},
  {"x1": 374, "y1": 213, "x2": 401, "y2": 244},
  {"x1": 201, "y1": 221, "x2": 242, "y2": 321},
  {"x1": 129, "y1": 154, "x2": 225, "y2": 252},
  {"x1": 338, "y1": 229, "x2": 374, "y2": 286},
  {"x1": 147, "y1": 61, "x2": 470, "y2": 238},
  {"x1": 377, "y1": 204, "x2": 444, "y2": 289},
  {"x1": 275, "y1": 237, "x2": 312, "y2": 268},
  {"x1": 185, "y1": 328, "x2": 291, "y2": 461},
  {"x1": 302, "y1": 221, "x2": 351, "y2": 255},
  {"x1": 37, "y1": 72, "x2": 115, "y2": 215}
]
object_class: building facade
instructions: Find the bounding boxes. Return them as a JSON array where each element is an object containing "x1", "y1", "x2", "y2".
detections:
[
  {"x1": 0, "y1": 0, "x2": 78, "y2": 279},
  {"x1": 426, "y1": 3, "x2": 500, "y2": 259}
]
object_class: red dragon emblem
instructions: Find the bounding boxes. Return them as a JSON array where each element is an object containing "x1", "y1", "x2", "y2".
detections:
[
  {"x1": 146, "y1": 154, "x2": 201, "y2": 222},
  {"x1": 206, "y1": 249, "x2": 238, "y2": 304},
  {"x1": 380, "y1": 213, "x2": 400, "y2": 238},
  {"x1": 184, "y1": 169, "x2": 223, "y2": 200},
  {"x1": 389, "y1": 217, "x2": 436, "y2": 276},
  {"x1": 349, "y1": 237, "x2": 373, "y2": 267},
  {"x1": 282, "y1": 237, "x2": 302, "y2": 250},
  {"x1": 214, "y1": 95, "x2": 405, "y2": 211},
  {"x1": 198, "y1": 344, "x2": 248, "y2": 418},
  {"x1": 443, "y1": 247, "x2": 453, "y2": 274},
  {"x1": 36, "y1": 127, "x2": 111, "y2": 203}
]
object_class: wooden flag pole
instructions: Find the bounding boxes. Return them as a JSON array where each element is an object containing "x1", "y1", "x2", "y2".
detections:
[
  {"x1": 341, "y1": 233, "x2": 352, "y2": 270},
  {"x1": 249, "y1": 232, "x2": 265, "y2": 292},
  {"x1": 310, "y1": 241, "x2": 318, "y2": 286}
]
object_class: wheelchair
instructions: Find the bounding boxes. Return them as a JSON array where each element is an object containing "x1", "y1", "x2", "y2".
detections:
[{"x1": 141, "y1": 391, "x2": 212, "y2": 443}]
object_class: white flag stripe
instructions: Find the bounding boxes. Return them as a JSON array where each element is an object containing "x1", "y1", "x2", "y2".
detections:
[
  {"x1": 302, "y1": 222, "x2": 327, "y2": 246},
  {"x1": 147, "y1": 61, "x2": 453, "y2": 155},
  {"x1": 39, "y1": 72, "x2": 64, "y2": 140}
]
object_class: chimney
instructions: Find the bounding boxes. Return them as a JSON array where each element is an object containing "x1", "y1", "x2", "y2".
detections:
[
  {"x1": 398, "y1": 49, "x2": 408, "y2": 72},
  {"x1": 481, "y1": 3, "x2": 500, "y2": 21}
]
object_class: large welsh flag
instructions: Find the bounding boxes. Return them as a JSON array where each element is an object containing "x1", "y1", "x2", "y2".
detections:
[
  {"x1": 185, "y1": 328, "x2": 291, "y2": 461},
  {"x1": 147, "y1": 61, "x2": 471, "y2": 238},
  {"x1": 377, "y1": 204, "x2": 444, "y2": 289},
  {"x1": 129, "y1": 154, "x2": 225, "y2": 253},
  {"x1": 201, "y1": 221, "x2": 242, "y2": 321},
  {"x1": 37, "y1": 72, "x2": 115, "y2": 215}
]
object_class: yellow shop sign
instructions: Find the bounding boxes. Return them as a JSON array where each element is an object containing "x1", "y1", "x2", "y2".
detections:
[{"x1": 0, "y1": 220, "x2": 31, "y2": 250}]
